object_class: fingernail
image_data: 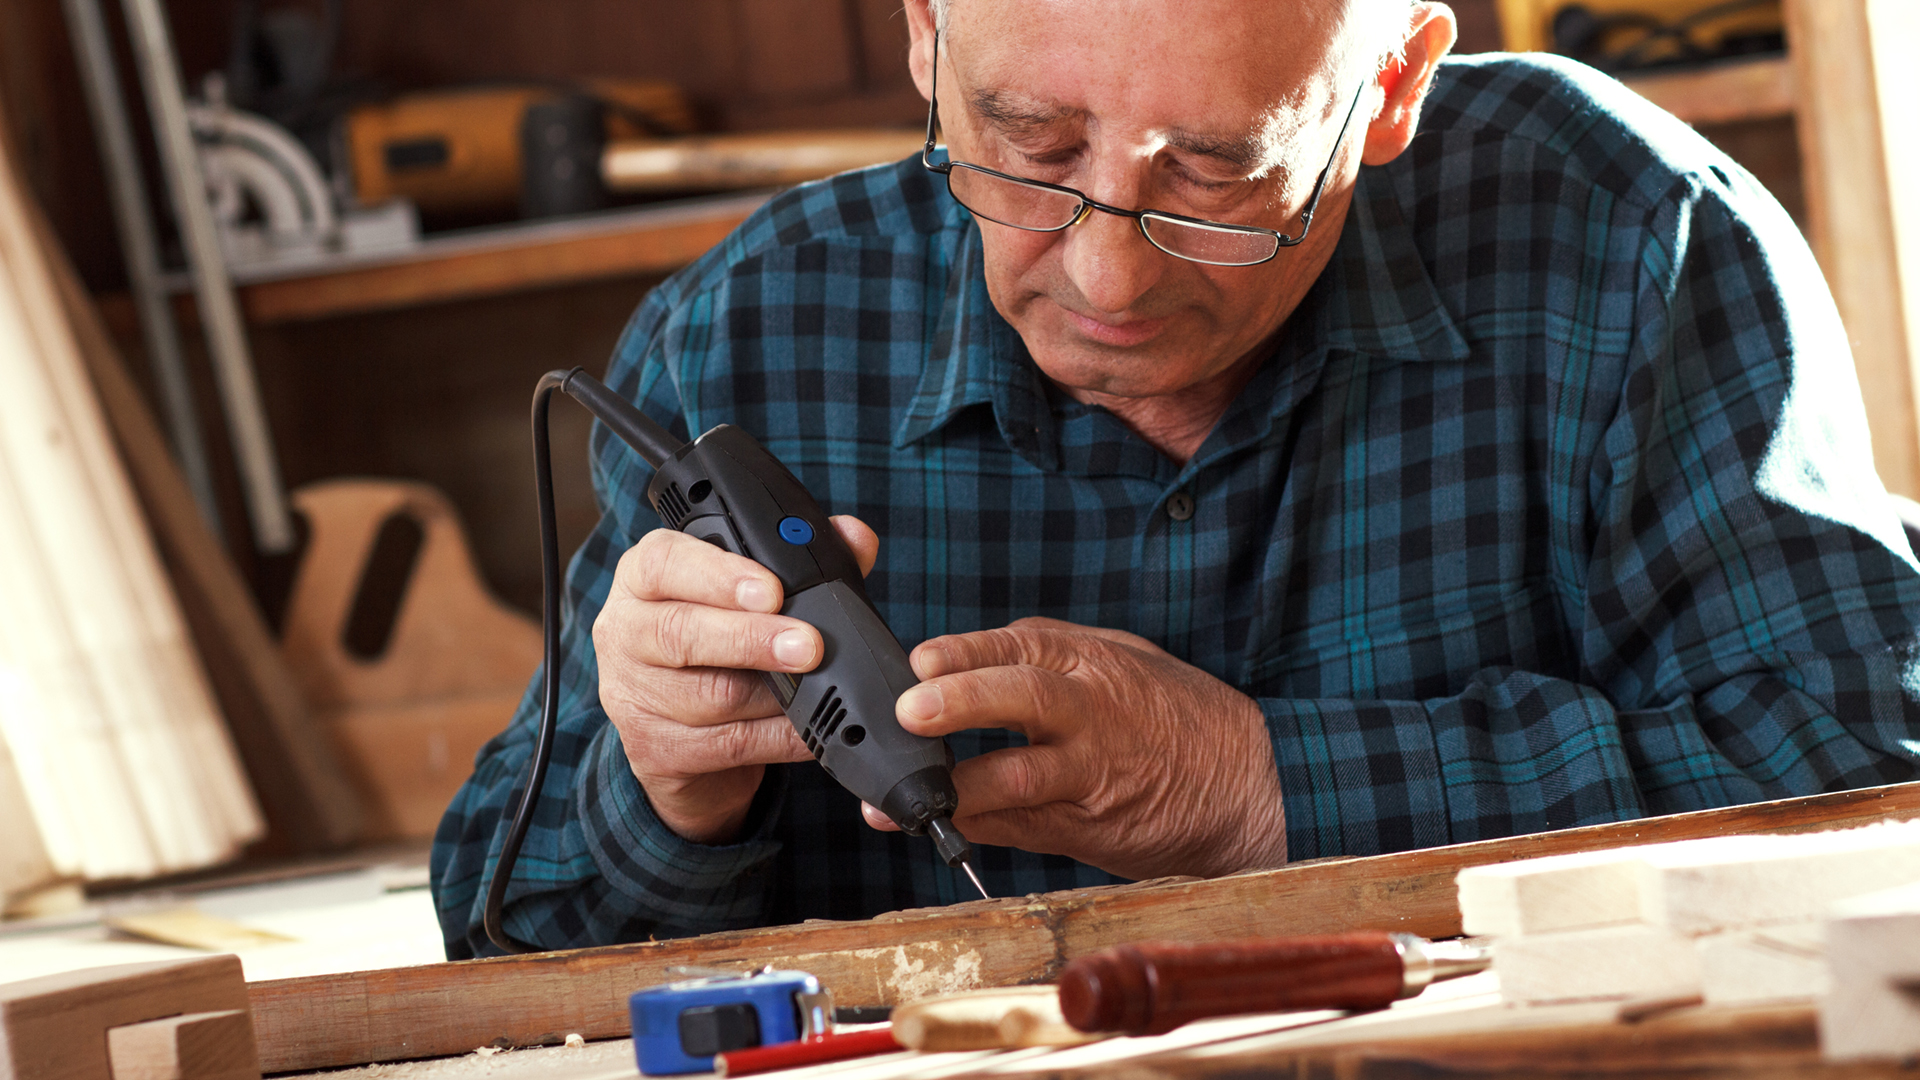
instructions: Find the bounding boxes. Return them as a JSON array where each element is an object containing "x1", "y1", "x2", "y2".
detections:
[
  {"x1": 773, "y1": 629, "x2": 815, "y2": 668},
  {"x1": 899, "y1": 683, "x2": 943, "y2": 722},
  {"x1": 914, "y1": 645, "x2": 949, "y2": 679},
  {"x1": 737, "y1": 577, "x2": 775, "y2": 612}
]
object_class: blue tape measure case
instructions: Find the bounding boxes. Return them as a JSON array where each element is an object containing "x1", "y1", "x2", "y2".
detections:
[{"x1": 630, "y1": 969, "x2": 832, "y2": 1075}]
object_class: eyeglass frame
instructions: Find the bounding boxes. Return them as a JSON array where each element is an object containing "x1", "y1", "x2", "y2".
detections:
[{"x1": 918, "y1": 30, "x2": 1368, "y2": 267}]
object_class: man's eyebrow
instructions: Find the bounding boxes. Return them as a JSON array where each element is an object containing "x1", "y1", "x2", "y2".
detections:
[
  {"x1": 967, "y1": 89, "x2": 1081, "y2": 135},
  {"x1": 1163, "y1": 128, "x2": 1274, "y2": 172}
]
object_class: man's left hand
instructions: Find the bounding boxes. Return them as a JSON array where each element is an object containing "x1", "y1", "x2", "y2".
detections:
[{"x1": 859, "y1": 618, "x2": 1287, "y2": 880}]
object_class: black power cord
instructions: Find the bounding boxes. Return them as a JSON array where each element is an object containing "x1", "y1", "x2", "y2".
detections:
[
  {"x1": 485, "y1": 369, "x2": 687, "y2": 954},
  {"x1": 483, "y1": 371, "x2": 569, "y2": 954}
]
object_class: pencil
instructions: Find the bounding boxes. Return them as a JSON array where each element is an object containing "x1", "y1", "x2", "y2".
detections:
[{"x1": 715, "y1": 1028, "x2": 903, "y2": 1076}]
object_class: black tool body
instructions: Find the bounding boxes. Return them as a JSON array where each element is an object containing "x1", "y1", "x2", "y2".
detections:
[{"x1": 561, "y1": 371, "x2": 968, "y2": 856}]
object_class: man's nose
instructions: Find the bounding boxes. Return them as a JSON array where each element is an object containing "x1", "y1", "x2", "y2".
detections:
[{"x1": 1060, "y1": 205, "x2": 1168, "y2": 316}]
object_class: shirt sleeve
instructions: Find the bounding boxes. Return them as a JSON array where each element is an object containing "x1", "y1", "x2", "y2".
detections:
[
  {"x1": 1260, "y1": 173, "x2": 1920, "y2": 862},
  {"x1": 430, "y1": 285, "x2": 792, "y2": 957}
]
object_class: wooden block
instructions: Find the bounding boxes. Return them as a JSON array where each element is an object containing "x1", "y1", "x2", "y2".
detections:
[
  {"x1": 1820, "y1": 881, "x2": 1920, "y2": 1062},
  {"x1": 1637, "y1": 822, "x2": 1920, "y2": 934},
  {"x1": 891, "y1": 986, "x2": 1094, "y2": 1051},
  {"x1": 1456, "y1": 847, "x2": 1650, "y2": 937},
  {"x1": 1698, "y1": 923, "x2": 1826, "y2": 1006},
  {"x1": 1459, "y1": 821, "x2": 1920, "y2": 939},
  {"x1": 106, "y1": 1011, "x2": 258, "y2": 1080},
  {"x1": 0, "y1": 956, "x2": 248, "y2": 1080},
  {"x1": 1491, "y1": 924, "x2": 1700, "y2": 1004}
]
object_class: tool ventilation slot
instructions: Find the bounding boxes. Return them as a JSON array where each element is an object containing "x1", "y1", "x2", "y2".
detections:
[
  {"x1": 654, "y1": 483, "x2": 691, "y2": 528},
  {"x1": 804, "y1": 687, "x2": 847, "y2": 753}
]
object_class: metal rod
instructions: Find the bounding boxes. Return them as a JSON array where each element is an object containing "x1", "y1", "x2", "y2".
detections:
[
  {"x1": 57, "y1": 0, "x2": 223, "y2": 535},
  {"x1": 116, "y1": 0, "x2": 296, "y2": 552}
]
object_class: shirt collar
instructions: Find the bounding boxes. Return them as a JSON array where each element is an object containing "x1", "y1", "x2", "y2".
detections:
[{"x1": 894, "y1": 165, "x2": 1470, "y2": 459}]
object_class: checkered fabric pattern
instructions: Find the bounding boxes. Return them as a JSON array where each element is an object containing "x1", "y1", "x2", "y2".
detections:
[{"x1": 433, "y1": 53, "x2": 1920, "y2": 958}]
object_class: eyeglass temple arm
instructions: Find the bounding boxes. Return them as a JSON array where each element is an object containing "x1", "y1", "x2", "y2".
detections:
[
  {"x1": 1280, "y1": 82, "x2": 1369, "y2": 245},
  {"x1": 923, "y1": 32, "x2": 943, "y2": 162}
]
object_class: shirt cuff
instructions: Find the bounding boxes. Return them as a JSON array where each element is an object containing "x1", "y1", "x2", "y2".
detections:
[
  {"x1": 1258, "y1": 696, "x2": 1451, "y2": 861},
  {"x1": 577, "y1": 720, "x2": 788, "y2": 931}
]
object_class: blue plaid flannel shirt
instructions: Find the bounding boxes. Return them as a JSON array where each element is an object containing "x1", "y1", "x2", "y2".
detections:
[{"x1": 433, "y1": 54, "x2": 1920, "y2": 957}]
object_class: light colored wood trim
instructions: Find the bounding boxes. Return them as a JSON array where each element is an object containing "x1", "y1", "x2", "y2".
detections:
[
  {"x1": 1618, "y1": 55, "x2": 1794, "y2": 127},
  {"x1": 1784, "y1": 0, "x2": 1920, "y2": 497},
  {"x1": 603, "y1": 130, "x2": 924, "y2": 193},
  {"x1": 246, "y1": 782, "x2": 1920, "y2": 1073}
]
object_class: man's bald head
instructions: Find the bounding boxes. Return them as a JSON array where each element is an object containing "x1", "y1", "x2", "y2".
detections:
[{"x1": 926, "y1": 0, "x2": 1418, "y2": 73}]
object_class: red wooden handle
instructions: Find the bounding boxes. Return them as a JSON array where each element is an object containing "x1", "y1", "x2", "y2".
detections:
[{"x1": 1056, "y1": 932, "x2": 1405, "y2": 1035}]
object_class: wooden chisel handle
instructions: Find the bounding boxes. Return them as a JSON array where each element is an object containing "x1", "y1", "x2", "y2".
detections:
[{"x1": 1057, "y1": 932, "x2": 1407, "y2": 1036}]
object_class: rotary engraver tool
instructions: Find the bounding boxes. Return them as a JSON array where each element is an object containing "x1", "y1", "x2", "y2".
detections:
[{"x1": 485, "y1": 369, "x2": 986, "y2": 953}]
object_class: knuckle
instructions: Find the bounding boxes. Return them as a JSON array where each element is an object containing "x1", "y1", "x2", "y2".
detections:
[{"x1": 645, "y1": 602, "x2": 698, "y2": 668}]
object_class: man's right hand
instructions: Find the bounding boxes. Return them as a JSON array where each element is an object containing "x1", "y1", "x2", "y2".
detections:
[{"x1": 591, "y1": 516, "x2": 879, "y2": 844}]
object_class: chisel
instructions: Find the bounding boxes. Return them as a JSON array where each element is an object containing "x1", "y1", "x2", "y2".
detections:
[{"x1": 1057, "y1": 932, "x2": 1491, "y2": 1036}]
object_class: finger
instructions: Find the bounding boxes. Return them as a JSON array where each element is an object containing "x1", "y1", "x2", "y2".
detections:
[
  {"x1": 603, "y1": 662, "x2": 780, "y2": 727},
  {"x1": 860, "y1": 801, "x2": 899, "y2": 831},
  {"x1": 895, "y1": 661, "x2": 1086, "y2": 739},
  {"x1": 948, "y1": 744, "x2": 1078, "y2": 818},
  {"x1": 910, "y1": 624, "x2": 1092, "y2": 681},
  {"x1": 1007, "y1": 616, "x2": 1162, "y2": 655},
  {"x1": 616, "y1": 528, "x2": 785, "y2": 613},
  {"x1": 597, "y1": 596, "x2": 822, "y2": 674},
  {"x1": 948, "y1": 804, "x2": 1071, "y2": 856},
  {"x1": 829, "y1": 515, "x2": 879, "y2": 578},
  {"x1": 627, "y1": 712, "x2": 814, "y2": 781}
]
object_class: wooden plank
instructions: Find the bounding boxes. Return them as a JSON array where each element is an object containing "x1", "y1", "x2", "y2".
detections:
[
  {"x1": 249, "y1": 901, "x2": 1063, "y2": 1072},
  {"x1": 106, "y1": 1010, "x2": 259, "y2": 1080},
  {"x1": 1618, "y1": 55, "x2": 1793, "y2": 126},
  {"x1": 247, "y1": 782, "x2": 1920, "y2": 1073},
  {"x1": 1784, "y1": 0, "x2": 1920, "y2": 498},
  {"x1": 0, "y1": 956, "x2": 249, "y2": 1080},
  {"x1": 35, "y1": 212, "x2": 366, "y2": 853},
  {"x1": 0, "y1": 82, "x2": 261, "y2": 879},
  {"x1": 235, "y1": 199, "x2": 761, "y2": 325}
]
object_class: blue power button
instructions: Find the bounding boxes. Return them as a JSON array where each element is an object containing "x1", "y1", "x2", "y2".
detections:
[{"x1": 777, "y1": 517, "x2": 814, "y2": 545}]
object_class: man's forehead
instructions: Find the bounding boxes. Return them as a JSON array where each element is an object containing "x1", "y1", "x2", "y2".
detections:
[
  {"x1": 966, "y1": 86, "x2": 1280, "y2": 172},
  {"x1": 944, "y1": 0, "x2": 1356, "y2": 169}
]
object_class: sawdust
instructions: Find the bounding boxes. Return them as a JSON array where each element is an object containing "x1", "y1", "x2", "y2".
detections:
[{"x1": 282, "y1": 1037, "x2": 637, "y2": 1080}]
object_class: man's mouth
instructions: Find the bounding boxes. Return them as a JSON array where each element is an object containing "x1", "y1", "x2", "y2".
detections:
[{"x1": 1066, "y1": 309, "x2": 1167, "y2": 348}]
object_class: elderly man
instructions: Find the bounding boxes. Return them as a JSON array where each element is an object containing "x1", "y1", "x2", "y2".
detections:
[{"x1": 432, "y1": 0, "x2": 1920, "y2": 956}]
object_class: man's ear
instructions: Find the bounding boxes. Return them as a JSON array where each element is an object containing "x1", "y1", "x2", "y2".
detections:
[
  {"x1": 905, "y1": 0, "x2": 938, "y2": 101},
  {"x1": 1361, "y1": 3, "x2": 1457, "y2": 166}
]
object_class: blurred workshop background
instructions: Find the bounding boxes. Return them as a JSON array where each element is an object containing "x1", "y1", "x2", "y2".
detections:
[{"x1": 0, "y1": 0, "x2": 1913, "y2": 979}]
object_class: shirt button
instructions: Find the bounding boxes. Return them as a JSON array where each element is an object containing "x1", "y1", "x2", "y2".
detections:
[{"x1": 1165, "y1": 490, "x2": 1195, "y2": 522}]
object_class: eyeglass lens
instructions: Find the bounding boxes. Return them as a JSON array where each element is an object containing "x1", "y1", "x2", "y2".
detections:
[{"x1": 945, "y1": 165, "x2": 1280, "y2": 267}]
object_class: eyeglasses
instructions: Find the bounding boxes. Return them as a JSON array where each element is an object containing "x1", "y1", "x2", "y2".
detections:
[{"x1": 919, "y1": 32, "x2": 1366, "y2": 267}]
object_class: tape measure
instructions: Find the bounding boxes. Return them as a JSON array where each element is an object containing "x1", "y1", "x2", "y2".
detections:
[{"x1": 630, "y1": 969, "x2": 832, "y2": 1076}]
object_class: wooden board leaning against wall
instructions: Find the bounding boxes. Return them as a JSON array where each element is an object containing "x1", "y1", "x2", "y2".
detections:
[
  {"x1": 249, "y1": 782, "x2": 1920, "y2": 1073},
  {"x1": 1781, "y1": 0, "x2": 1920, "y2": 497}
]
